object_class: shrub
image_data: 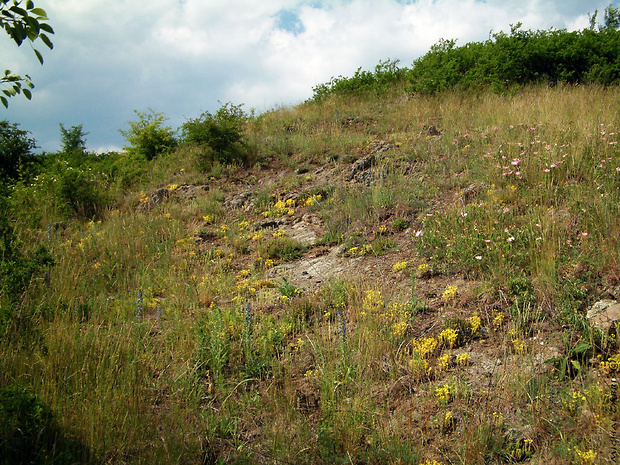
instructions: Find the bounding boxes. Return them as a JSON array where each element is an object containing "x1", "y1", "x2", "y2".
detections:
[
  {"x1": 259, "y1": 236, "x2": 305, "y2": 261},
  {"x1": 119, "y1": 109, "x2": 177, "y2": 161},
  {"x1": 181, "y1": 102, "x2": 251, "y2": 167},
  {"x1": 57, "y1": 168, "x2": 108, "y2": 218},
  {"x1": 0, "y1": 120, "x2": 38, "y2": 182}
]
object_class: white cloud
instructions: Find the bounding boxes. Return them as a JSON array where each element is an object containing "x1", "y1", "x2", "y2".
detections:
[{"x1": 0, "y1": 0, "x2": 611, "y2": 152}]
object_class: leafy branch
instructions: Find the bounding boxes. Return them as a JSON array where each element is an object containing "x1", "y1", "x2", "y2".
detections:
[{"x1": 0, "y1": 0, "x2": 54, "y2": 108}]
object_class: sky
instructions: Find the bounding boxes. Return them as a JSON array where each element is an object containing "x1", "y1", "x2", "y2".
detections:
[{"x1": 0, "y1": 0, "x2": 613, "y2": 153}]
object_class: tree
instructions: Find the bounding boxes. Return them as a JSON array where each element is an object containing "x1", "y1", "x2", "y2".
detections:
[
  {"x1": 0, "y1": 119, "x2": 37, "y2": 181},
  {"x1": 1, "y1": 0, "x2": 54, "y2": 108},
  {"x1": 60, "y1": 123, "x2": 87, "y2": 153}
]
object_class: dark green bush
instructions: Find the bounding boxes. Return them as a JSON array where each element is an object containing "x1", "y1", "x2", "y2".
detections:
[
  {"x1": 0, "y1": 120, "x2": 39, "y2": 183},
  {"x1": 57, "y1": 168, "x2": 108, "y2": 219},
  {"x1": 182, "y1": 102, "x2": 252, "y2": 167},
  {"x1": 311, "y1": 58, "x2": 406, "y2": 102},
  {"x1": 0, "y1": 383, "x2": 91, "y2": 464}
]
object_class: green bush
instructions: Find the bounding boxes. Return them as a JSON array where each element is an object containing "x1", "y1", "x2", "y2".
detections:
[
  {"x1": 0, "y1": 120, "x2": 39, "y2": 183},
  {"x1": 56, "y1": 168, "x2": 108, "y2": 219},
  {"x1": 119, "y1": 109, "x2": 177, "y2": 161},
  {"x1": 181, "y1": 102, "x2": 251, "y2": 167},
  {"x1": 0, "y1": 383, "x2": 91, "y2": 464},
  {"x1": 311, "y1": 58, "x2": 406, "y2": 102}
]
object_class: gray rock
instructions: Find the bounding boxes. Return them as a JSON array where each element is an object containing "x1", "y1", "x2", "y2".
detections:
[
  {"x1": 225, "y1": 191, "x2": 254, "y2": 209},
  {"x1": 587, "y1": 300, "x2": 620, "y2": 331},
  {"x1": 346, "y1": 154, "x2": 375, "y2": 181}
]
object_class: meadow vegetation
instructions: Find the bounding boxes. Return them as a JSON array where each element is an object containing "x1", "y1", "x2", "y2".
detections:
[{"x1": 3, "y1": 11, "x2": 620, "y2": 464}]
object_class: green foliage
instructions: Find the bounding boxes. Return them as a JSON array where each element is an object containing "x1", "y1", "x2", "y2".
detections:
[
  {"x1": 119, "y1": 109, "x2": 177, "y2": 161},
  {"x1": 0, "y1": 120, "x2": 37, "y2": 182},
  {"x1": 0, "y1": 200, "x2": 52, "y2": 343},
  {"x1": 56, "y1": 167, "x2": 108, "y2": 218},
  {"x1": 408, "y1": 23, "x2": 620, "y2": 94},
  {"x1": 311, "y1": 58, "x2": 405, "y2": 102},
  {"x1": 0, "y1": 207, "x2": 52, "y2": 308},
  {"x1": 312, "y1": 13, "x2": 620, "y2": 101},
  {"x1": 181, "y1": 102, "x2": 251, "y2": 167},
  {"x1": 392, "y1": 217, "x2": 410, "y2": 232},
  {"x1": 547, "y1": 340, "x2": 592, "y2": 379},
  {"x1": 0, "y1": 0, "x2": 54, "y2": 107},
  {"x1": 59, "y1": 123, "x2": 87, "y2": 158},
  {"x1": 0, "y1": 383, "x2": 90, "y2": 464}
]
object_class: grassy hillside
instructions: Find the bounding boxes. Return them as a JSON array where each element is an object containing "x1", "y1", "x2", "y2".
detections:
[{"x1": 3, "y1": 83, "x2": 620, "y2": 464}]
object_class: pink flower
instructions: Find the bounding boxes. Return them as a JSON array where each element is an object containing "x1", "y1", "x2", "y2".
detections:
[
  {"x1": 507, "y1": 236, "x2": 515, "y2": 243},
  {"x1": 415, "y1": 230, "x2": 423, "y2": 237}
]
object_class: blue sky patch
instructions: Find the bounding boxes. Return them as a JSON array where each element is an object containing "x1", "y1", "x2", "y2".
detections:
[{"x1": 275, "y1": 9, "x2": 305, "y2": 35}]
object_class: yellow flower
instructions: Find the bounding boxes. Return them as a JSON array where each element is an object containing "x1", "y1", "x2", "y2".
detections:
[
  {"x1": 574, "y1": 448, "x2": 597, "y2": 464},
  {"x1": 411, "y1": 337, "x2": 438, "y2": 358},
  {"x1": 392, "y1": 261, "x2": 409, "y2": 272},
  {"x1": 434, "y1": 383, "x2": 454, "y2": 403},
  {"x1": 511, "y1": 338, "x2": 526, "y2": 354},
  {"x1": 456, "y1": 352, "x2": 470, "y2": 366},
  {"x1": 272, "y1": 230, "x2": 285, "y2": 238},
  {"x1": 417, "y1": 262, "x2": 429, "y2": 277},
  {"x1": 438, "y1": 328, "x2": 458, "y2": 348},
  {"x1": 493, "y1": 312, "x2": 505, "y2": 327},
  {"x1": 468, "y1": 312, "x2": 481, "y2": 335},
  {"x1": 363, "y1": 290, "x2": 384, "y2": 313},
  {"x1": 391, "y1": 321, "x2": 408, "y2": 339},
  {"x1": 442, "y1": 285, "x2": 458, "y2": 302},
  {"x1": 438, "y1": 353, "x2": 452, "y2": 371},
  {"x1": 167, "y1": 183, "x2": 178, "y2": 191}
]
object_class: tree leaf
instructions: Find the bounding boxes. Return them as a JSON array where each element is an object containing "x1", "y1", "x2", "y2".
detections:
[
  {"x1": 25, "y1": 15, "x2": 39, "y2": 33},
  {"x1": 39, "y1": 23, "x2": 54, "y2": 34},
  {"x1": 9, "y1": 5, "x2": 27, "y2": 17},
  {"x1": 34, "y1": 48, "x2": 43, "y2": 64},
  {"x1": 23, "y1": 88, "x2": 31, "y2": 99},
  {"x1": 30, "y1": 7, "x2": 48, "y2": 18},
  {"x1": 1, "y1": 96, "x2": 8, "y2": 108},
  {"x1": 40, "y1": 33, "x2": 53, "y2": 50}
]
